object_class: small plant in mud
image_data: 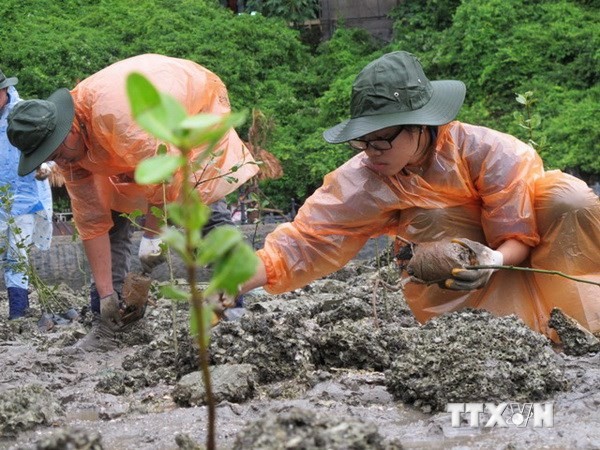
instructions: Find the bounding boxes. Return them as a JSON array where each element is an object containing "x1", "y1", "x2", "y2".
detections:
[
  {"x1": 0, "y1": 185, "x2": 70, "y2": 320},
  {"x1": 126, "y1": 73, "x2": 258, "y2": 450}
]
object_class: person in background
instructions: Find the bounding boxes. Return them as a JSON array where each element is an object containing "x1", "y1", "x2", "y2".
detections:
[
  {"x1": 0, "y1": 69, "x2": 53, "y2": 320},
  {"x1": 6, "y1": 54, "x2": 258, "y2": 331},
  {"x1": 238, "y1": 51, "x2": 600, "y2": 340}
]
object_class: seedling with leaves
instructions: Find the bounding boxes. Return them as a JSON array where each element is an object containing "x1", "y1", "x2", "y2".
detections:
[{"x1": 126, "y1": 73, "x2": 258, "y2": 450}]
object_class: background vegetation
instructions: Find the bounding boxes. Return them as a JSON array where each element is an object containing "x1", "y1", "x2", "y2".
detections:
[{"x1": 1, "y1": 0, "x2": 597, "y2": 210}]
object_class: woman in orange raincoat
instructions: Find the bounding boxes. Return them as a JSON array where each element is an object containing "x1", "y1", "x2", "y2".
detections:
[
  {"x1": 7, "y1": 54, "x2": 258, "y2": 327},
  {"x1": 242, "y1": 51, "x2": 600, "y2": 340}
]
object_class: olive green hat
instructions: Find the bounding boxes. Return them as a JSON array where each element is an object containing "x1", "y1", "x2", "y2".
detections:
[
  {"x1": 323, "y1": 51, "x2": 466, "y2": 143},
  {"x1": 0, "y1": 69, "x2": 18, "y2": 89},
  {"x1": 7, "y1": 88, "x2": 75, "y2": 176}
]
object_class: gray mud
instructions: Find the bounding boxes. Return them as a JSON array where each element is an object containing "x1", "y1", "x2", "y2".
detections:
[{"x1": 1, "y1": 238, "x2": 600, "y2": 449}]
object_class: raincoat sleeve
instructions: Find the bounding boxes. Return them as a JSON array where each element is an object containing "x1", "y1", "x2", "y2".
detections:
[
  {"x1": 456, "y1": 125, "x2": 544, "y2": 248},
  {"x1": 257, "y1": 157, "x2": 399, "y2": 294}
]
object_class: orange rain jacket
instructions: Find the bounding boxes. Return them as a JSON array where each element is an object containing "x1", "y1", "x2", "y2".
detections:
[
  {"x1": 257, "y1": 122, "x2": 600, "y2": 339},
  {"x1": 60, "y1": 54, "x2": 258, "y2": 240}
]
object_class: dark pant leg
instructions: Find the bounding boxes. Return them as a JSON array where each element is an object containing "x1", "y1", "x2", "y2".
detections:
[
  {"x1": 202, "y1": 199, "x2": 234, "y2": 236},
  {"x1": 90, "y1": 210, "x2": 133, "y2": 312}
]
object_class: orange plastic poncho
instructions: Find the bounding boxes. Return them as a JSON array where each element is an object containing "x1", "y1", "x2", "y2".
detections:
[
  {"x1": 257, "y1": 122, "x2": 600, "y2": 339},
  {"x1": 60, "y1": 54, "x2": 258, "y2": 240}
]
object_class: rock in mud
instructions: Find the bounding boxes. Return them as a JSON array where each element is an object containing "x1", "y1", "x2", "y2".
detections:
[
  {"x1": 385, "y1": 309, "x2": 567, "y2": 412},
  {"x1": 0, "y1": 384, "x2": 63, "y2": 437},
  {"x1": 211, "y1": 309, "x2": 319, "y2": 383},
  {"x1": 172, "y1": 364, "x2": 256, "y2": 406},
  {"x1": 35, "y1": 427, "x2": 103, "y2": 449},
  {"x1": 548, "y1": 307, "x2": 600, "y2": 356},
  {"x1": 232, "y1": 407, "x2": 401, "y2": 449}
]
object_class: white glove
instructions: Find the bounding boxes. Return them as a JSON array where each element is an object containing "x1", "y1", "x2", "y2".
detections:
[
  {"x1": 445, "y1": 238, "x2": 504, "y2": 291},
  {"x1": 35, "y1": 162, "x2": 52, "y2": 181},
  {"x1": 138, "y1": 236, "x2": 165, "y2": 273}
]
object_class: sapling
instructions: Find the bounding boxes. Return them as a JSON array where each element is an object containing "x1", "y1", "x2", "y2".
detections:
[{"x1": 126, "y1": 73, "x2": 258, "y2": 450}]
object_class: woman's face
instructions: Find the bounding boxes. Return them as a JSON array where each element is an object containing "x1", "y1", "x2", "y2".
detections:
[{"x1": 351, "y1": 126, "x2": 425, "y2": 177}]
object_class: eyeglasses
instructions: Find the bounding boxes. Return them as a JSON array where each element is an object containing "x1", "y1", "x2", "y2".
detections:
[{"x1": 348, "y1": 126, "x2": 406, "y2": 152}]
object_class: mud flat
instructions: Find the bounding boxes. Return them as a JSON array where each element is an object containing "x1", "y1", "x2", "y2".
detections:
[{"x1": 1, "y1": 253, "x2": 599, "y2": 449}]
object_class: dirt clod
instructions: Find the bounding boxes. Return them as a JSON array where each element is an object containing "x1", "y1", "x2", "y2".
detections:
[
  {"x1": 232, "y1": 407, "x2": 400, "y2": 450},
  {"x1": 385, "y1": 309, "x2": 567, "y2": 412},
  {"x1": 548, "y1": 307, "x2": 600, "y2": 356}
]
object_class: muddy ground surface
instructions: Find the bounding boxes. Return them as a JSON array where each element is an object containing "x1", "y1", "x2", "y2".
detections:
[{"x1": 1, "y1": 227, "x2": 600, "y2": 449}]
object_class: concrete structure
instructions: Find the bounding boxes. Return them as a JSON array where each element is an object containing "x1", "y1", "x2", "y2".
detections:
[{"x1": 320, "y1": 0, "x2": 402, "y2": 42}]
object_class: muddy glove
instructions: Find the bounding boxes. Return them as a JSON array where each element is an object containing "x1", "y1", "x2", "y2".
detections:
[
  {"x1": 207, "y1": 290, "x2": 241, "y2": 325},
  {"x1": 100, "y1": 291, "x2": 123, "y2": 328},
  {"x1": 445, "y1": 238, "x2": 503, "y2": 291},
  {"x1": 138, "y1": 236, "x2": 165, "y2": 273},
  {"x1": 406, "y1": 240, "x2": 472, "y2": 285}
]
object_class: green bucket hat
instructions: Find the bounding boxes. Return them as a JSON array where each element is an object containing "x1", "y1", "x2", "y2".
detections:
[
  {"x1": 7, "y1": 88, "x2": 75, "y2": 176},
  {"x1": 323, "y1": 51, "x2": 466, "y2": 143},
  {"x1": 0, "y1": 69, "x2": 18, "y2": 89}
]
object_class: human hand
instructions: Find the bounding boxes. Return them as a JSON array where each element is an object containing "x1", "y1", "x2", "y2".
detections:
[
  {"x1": 100, "y1": 291, "x2": 123, "y2": 328},
  {"x1": 138, "y1": 236, "x2": 165, "y2": 273},
  {"x1": 35, "y1": 163, "x2": 52, "y2": 181},
  {"x1": 444, "y1": 238, "x2": 503, "y2": 290},
  {"x1": 406, "y1": 239, "x2": 471, "y2": 285}
]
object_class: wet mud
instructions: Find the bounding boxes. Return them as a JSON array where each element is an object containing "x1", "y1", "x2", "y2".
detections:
[{"x1": 1, "y1": 250, "x2": 600, "y2": 449}]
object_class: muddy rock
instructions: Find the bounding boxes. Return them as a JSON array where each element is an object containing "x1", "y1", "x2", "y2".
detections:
[
  {"x1": 0, "y1": 384, "x2": 63, "y2": 437},
  {"x1": 314, "y1": 319, "x2": 410, "y2": 371},
  {"x1": 172, "y1": 364, "x2": 256, "y2": 406},
  {"x1": 548, "y1": 307, "x2": 600, "y2": 356},
  {"x1": 232, "y1": 407, "x2": 401, "y2": 450},
  {"x1": 211, "y1": 310, "x2": 319, "y2": 382},
  {"x1": 385, "y1": 309, "x2": 567, "y2": 412},
  {"x1": 34, "y1": 427, "x2": 103, "y2": 450},
  {"x1": 95, "y1": 368, "x2": 148, "y2": 395}
]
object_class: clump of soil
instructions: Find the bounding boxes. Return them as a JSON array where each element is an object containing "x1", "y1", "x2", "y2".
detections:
[
  {"x1": 0, "y1": 385, "x2": 63, "y2": 437},
  {"x1": 231, "y1": 407, "x2": 401, "y2": 450},
  {"x1": 210, "y1": 266, "x2": 419, "y2": 383},
  {"x1": 548, "y1": 307, "x2": 600, "y2": 356},
  {"x1": 35, "y1": 427, "x2": 103, "y2": 450},
  {"x1": 385, "y1": 308, "x2": 567, "y2": 412}
]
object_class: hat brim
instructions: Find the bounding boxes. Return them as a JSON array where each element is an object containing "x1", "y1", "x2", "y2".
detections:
[
  {"x1": 323, "y1": 80, "x2": 466, "y2": 144},
  {"x1": 0, "y1": 76, "x2": 18, "y2": 89},
  {"x1": 18, "y1": 88, "x2": 74, "y2": 176}
]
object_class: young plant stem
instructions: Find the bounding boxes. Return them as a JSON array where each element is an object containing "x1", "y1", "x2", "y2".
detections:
[
  {"x1": 182, "y1": 159, "x2": 216, "y2": 450},
  {"x1": 467, "y1": 265, "x2": 600, "y2": 287}
]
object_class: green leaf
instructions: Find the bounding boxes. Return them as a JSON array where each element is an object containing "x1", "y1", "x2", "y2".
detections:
[
  {"x1": 159, "y1": 284, "x2": 190, "y2": 302},
  {"x1": 134, "y1": 154, "x2": 186, "y2": 184},
  {"x1": 198, "y1": 226, "x2": 243, "y2": 265},
  {"x1": 127, "y1": 72, "x2": 160, "y2": 117},
  {"x1": 204, "y1": 242, "x2": 258, "y2": 296},
  {"x1": 126, "y1": 73, "x2": 187, "y2": 144},
  {"x1": 161, "y1": 227, "x2": 188, "y2": 259}
]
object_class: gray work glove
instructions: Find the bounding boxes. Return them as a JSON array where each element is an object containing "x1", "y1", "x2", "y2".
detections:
[
  {"x1": 445, "y1": 238, "x2": 504, "y2": 291},
  {"x1": 138, "y1": 236, "x2": 166, "y2": 273},
  {"x1": 100, "y1": 291, "x2": 123, "y2": 328}
]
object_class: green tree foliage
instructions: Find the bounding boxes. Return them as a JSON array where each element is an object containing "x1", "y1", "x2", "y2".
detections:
[
  {"x1": 389, "y1": 0, "x2": 598, "y2": 177},
  {"x1": 1, "y1": 0, "x2": 597, "y2": 211},
  {"x1": 245, "y1": 0, "x2": 319, "y2": 25}
]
